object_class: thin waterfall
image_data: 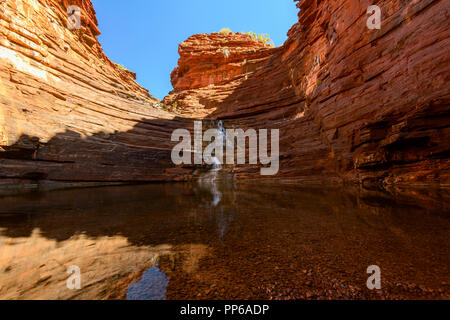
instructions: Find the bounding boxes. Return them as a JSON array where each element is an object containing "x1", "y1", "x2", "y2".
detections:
[
  {"x1": 211, "y1": 120, "x2": 227, "y2": 170},
  {"x1": 199, "y1": 120, "x2": 226, "y2": 207}
]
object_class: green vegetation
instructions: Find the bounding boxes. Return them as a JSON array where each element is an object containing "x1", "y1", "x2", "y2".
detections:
[
  {"x1": 246, "y1": 31, "x2": 274, "y2": 47},
  {"x1": 218, "y1": 28, "x2": 274, "y2": 47},
  {"x1": 116, "y1": 64, "x2": 128, "y2": 72},
  {"x1": 219, "y1": 28, "x2": 233, "y2": 35}
]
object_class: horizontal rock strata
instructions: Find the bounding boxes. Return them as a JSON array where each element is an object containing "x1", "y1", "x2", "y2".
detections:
[
  {"x1": 0, "y1": 0, "x2": 194, "y2": 187},
  {"x1": 0, "y1": 0, "x2": 449, "y2": 188},
  {"x1": 165, "y1": 0, "x2": 450, "y2": 187}
]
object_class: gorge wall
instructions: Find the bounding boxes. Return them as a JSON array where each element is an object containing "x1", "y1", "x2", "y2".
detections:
[
  {"x1": 0, "y1": 0, "x2": 195, "y2": 191},
  {"x1": 165, "y1": 0, "x2": 450, "y2": 187},
  {"x1": 0, "y1": 0, "x2": 449, "y2": 190}
]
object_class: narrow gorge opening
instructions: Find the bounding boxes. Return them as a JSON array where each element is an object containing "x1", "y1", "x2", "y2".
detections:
[{"x1": 92, "y1": 0, "x2": 299, "y2": 100}]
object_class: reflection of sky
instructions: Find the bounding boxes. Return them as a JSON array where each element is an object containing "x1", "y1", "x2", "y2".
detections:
[{"x1": 127, "y1": 267, "x2": 169, "y2": 300}]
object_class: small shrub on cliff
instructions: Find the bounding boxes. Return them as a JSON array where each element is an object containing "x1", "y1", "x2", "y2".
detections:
[
  {"x1": 247, "y1": 31, "x2": 274, "y2": 47},
  {"x1": 116, "y1": 64, "x2": 129, "y2": 72},
  {"x1": 219, "y1": 28, "x2": 233, "y2": 35}
]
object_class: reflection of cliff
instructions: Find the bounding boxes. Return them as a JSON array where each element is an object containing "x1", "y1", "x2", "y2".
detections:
[
  {"x1": 0, "y1": 232, "x2": 162, "y2": 299},
  {"x1": 0, "y1": 183, "x2": 448, "y2": 299},
  {"x1": 1, "y1": 0, "x2": 449, "y2": 188},
  {"x1": 0, "y1": 229, "x2": 210, "y2": 300}
]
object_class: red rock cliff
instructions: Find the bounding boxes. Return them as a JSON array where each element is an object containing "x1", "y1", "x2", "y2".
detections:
[
  {"x1": 165, "y1": 0, "x2": 450, "y2": 187},
  {"x1": 0, "y1": 0, "x2": 449, "y2": 189},
  {"x1": 0, "y1": 0, "x2": 194, "y2": 189}
]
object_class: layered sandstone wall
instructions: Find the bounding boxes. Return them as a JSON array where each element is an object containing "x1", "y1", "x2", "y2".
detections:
[
  {"x1": 165, "y1": 32, "x2": 280, "y2": 118},
  {"x1": 0, "y1": 0, "x2": 193, "y2": 188},
  {"x1": 165, "y1": 0, "x2": 450, "y2": 187},
  {"x1": 0, "y1": 0, "x2": 448, "y2": 189}
]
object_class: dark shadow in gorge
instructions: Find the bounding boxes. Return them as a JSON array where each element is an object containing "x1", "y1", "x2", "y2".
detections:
[{"x1": 0, "y1": 115, "x2": 198, "y2": 185}]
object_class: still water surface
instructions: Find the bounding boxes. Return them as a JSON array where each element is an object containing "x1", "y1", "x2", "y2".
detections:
[{"x1": 0, "y1": 176, "x2": 448, "y2": 299}]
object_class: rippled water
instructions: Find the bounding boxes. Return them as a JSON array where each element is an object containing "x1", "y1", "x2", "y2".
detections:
[{"x1": 0, "y1": 175, "x2": 448, "y2": 300}]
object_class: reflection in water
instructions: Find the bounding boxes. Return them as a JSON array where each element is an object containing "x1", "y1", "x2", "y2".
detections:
[
  {"x1": 198, "y1": 157, "x2": 223, "y2": 207},
  {"x1": 197, "y1": 140, "x2": 235, "y2": 240},
  {"x1": 127, "y1": 267, "x2": 169, "y2": 300},
  {"x1": 0, "y1": 177, "x2": 448, "y2": 300},
  {"x1": 197, "y1": 170, "x2": 236, "y2": 241}
]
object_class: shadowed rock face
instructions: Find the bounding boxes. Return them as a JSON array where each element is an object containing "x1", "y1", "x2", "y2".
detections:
[{"x1": 0, "y1": 0, "x2": 449, "y2": 188}]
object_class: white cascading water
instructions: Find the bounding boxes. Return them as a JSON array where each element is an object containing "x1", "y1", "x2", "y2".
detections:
[
  {"x1": 218, "y1": 119, "x2": 235, "y2": 156},
  {"x1": 211, "y1": 156, "x2": 222, "y2": 171},
  {"x1": 199, "y1": 120, "x2": 226, "y2": 207},
  {"x1": 211, "y1": 119, "x2": 229, "y2": 172},
  {"x1": 198, "y1": 120, "x2": 235, "y2": 240}
]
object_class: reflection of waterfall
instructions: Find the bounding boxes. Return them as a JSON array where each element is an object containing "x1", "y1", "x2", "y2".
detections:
[
  {"x1": 197, "y1": 120, "x2": 236, "y2": 240},
  {"x1": 199, "y1": 159, "x2": 222, "y2": 207},
  {"x1": 217, "y1": 120, "x2": 225, "y2": 138},
  {"x1": 199, "y1": 120, "x2": 225, "y2": 207},
  {"x1": 211, "y1": 156, "x2": 222, "y2": 171}
]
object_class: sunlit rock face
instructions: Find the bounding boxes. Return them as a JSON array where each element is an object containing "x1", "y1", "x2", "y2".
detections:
[
  {"x1": 0, "y1": 0, "x2": 449, "y2": 188},
  {"x1": 0, "y1": 0, "x2": 194, "y2": 187},
  {"x1": 165, "y1": 0, "x2": 450, "y2": 187},
  {"x1": 171, "y1": 33, "x2": 275, "y2": 91}
]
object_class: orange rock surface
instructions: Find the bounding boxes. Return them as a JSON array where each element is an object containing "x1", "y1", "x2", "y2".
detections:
[
  {"x1": 166, "y1": 0, "x2": 450, "y2": 187},
  {"x1": 0, "y1": 0, "x2": 194, "y2": 187},
  {"x1": 0, "y1": 0, "x2": 449, "y2": 188}
]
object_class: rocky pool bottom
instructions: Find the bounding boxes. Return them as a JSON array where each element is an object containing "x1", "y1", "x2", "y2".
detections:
[{"x1": 0, "y1": 176, "x2": 448, "y2": 300}]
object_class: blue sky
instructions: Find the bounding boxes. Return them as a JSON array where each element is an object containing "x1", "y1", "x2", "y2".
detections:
[{"x1": 92, "y1": 0, "x2": 298, "y2": 99}]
